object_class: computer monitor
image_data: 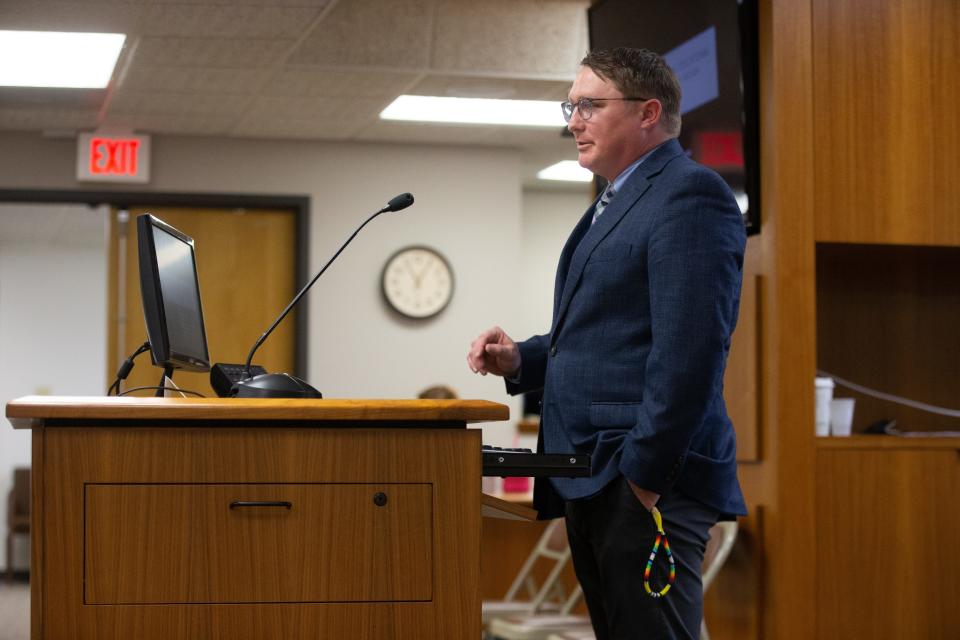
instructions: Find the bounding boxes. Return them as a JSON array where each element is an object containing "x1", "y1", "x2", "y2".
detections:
[{"x1": 136, "y1": 213, "x2": 211, "y2": 378}]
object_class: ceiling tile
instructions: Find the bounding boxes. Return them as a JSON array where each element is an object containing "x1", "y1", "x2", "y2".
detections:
[
  {"x1": 101, "y1": 112, "x2": 236, "y2": 136},
  {"x1": 408, "y1": 75, "x2": 571, "y2": 100},
  {"x1": 0, "y1": 108, "x2": 99, "y2": 131},
  {"x1": 107, "y1": 89, "x2": 250, "y2": 118},
  {"x1": 432, "y1": 0, "x2": 588, "y2": 76},
  {"x1": 0, "y1": 2, "x2": 143, "y2": 33},
  {"x1": 0, "y1": 2, "x2": 323, "y2": 38},
  {"x1": 0, "y1": 0, "x2": 591, "y2": 156},
  {"x1": 119, "y1": 66, "x2": 271, "y2": 95},
  {"x1": 286, "y1": 0, "x2": 435, "y2": 69},
  {"x1": 133, "y1": 5, "x2": 323, "y2": 38},
  {"x1": 263, "y1": 69, "x2": 420, "y2": 98},
  {"x1": 354, "y1": 120, "x2": 501, "y2": 146},
  {"x1": 242, "y1": 95, "x2": 391, "y2": 121},
  {"x1": 0, "y1": 87, "x2": 106, "y2": 111},
  {"x1": 134, "y1": 36, "x2": 290, "y2": 68}
]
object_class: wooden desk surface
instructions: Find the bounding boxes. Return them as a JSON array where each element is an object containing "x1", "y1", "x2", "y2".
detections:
[{"x1": 6, "y1": 396, "x2": 509, "y2": 429}]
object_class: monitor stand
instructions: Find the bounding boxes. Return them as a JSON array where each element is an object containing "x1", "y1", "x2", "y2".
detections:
[{"x1": 155, "y1": 365, "x2": 175, "y2": 398}]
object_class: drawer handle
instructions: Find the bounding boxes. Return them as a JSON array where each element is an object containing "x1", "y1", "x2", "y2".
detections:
[{"x1": 229, "y1": 501, "x2": 292, "y2": 510}]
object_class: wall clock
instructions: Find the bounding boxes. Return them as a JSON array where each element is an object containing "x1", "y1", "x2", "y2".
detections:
[{"x1": 381, "y1": 245, "x2": 454, "y2": 319}]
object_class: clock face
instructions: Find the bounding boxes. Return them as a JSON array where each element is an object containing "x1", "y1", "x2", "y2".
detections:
[{"x1": 381, "y1": 246, "x2": 454, "y2": 319}]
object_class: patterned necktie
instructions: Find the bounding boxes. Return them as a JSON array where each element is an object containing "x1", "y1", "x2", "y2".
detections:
[{"x1": 592, "y1": 184, "x2": 616, "y2": 225}]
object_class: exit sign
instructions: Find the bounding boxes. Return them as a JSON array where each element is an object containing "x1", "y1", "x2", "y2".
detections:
[{"x1": 77, "y1": 133, "x2": 151, "y2": 183}]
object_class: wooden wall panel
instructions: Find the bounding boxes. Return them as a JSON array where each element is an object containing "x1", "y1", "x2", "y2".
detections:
[
  {"x1": 726, "y1": 235, "x2": 762, "y2": 461},
  {"x1": 816, "y1": 448, "x2": 960, "y2": 638},
  {"x1": 760, "y1": 0, "x2": 818, "y2": 638},
  {"x1": 812, "y1": 0, "x2": 960, "y2": 245}
]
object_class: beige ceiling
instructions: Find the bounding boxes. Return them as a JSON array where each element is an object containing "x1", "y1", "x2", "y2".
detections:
[{"x1": 0, "y1": 0, "x2": 591, "y2": 188}]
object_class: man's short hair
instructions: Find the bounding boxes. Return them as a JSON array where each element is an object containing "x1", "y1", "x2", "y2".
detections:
[{"x1": 581, "y1": 48, "x2": 682, "y2": 136}]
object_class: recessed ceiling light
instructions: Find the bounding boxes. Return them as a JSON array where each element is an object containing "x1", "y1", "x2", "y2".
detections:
[
  {"x1": 0, "y1": 30, "x2": 125, "y2": 89},
  {"x1": 380, "y1": 95, "x2": 565, "y2": 128},
  {"x1": 537, "y1": 160, "x2": 593, "y2": 183}
]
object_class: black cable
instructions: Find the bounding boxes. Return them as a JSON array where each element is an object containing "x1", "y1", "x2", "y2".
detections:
[
  {"x1": 107, "y1": 341, "x2": 152, "y2": 396},
  {"x1": 117, "y1": 386, "x2": 206, "y2": 398}
]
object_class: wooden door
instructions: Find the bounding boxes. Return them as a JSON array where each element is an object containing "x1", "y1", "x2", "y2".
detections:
[{"x1": 108, "y1": 207, "x2": 297, "y2": 398}]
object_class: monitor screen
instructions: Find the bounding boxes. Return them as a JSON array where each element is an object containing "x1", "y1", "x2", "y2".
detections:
[
  {"x1": 588, "y1": 0, "x2": 760, "y2": 234},
  {"x1": 137, "y1": 214, "x2": 210, "y2": 372}
]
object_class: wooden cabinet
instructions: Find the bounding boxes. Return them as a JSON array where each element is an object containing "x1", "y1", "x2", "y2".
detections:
[
  {"x1": 816, "y1": 440, "x2": 960, "y2": 638},
  {"x1": 812, "y1": 0, "x2": 960, "y2": 246},
  {"x1": 7, "y1": 397, "x2": 509, "y2": 640}
]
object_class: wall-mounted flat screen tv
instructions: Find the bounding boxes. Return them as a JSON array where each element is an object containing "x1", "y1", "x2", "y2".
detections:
[{"x1": 588, "y1": 0, "x2": 760, "y2": 235}]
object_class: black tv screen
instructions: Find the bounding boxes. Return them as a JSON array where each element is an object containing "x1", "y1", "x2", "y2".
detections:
[
  {"x1": 588, "y1": 0, "x2": 760, "y2": 235},
  {"x1": 137, "y1": 214, "x2": 210, "y2": 373}
]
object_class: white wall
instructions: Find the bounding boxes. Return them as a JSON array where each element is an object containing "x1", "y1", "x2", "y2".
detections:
[
  {"x1": 517, "y1": 188, "x2": 593, "y2": 340},
  {"x1": 0, "y1": 132, "x2": 591, "y2": 512},
  {"x1": 0, "y1": 132, "x2": 526, "y2": 410},
  {"x1": 0, "y1": 202, "x2": 109, "y2": 571}
]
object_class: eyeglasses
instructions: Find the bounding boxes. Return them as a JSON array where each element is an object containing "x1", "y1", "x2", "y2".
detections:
[{"x1": 560, "y1": 97, "x2": 651, "y2": 123}]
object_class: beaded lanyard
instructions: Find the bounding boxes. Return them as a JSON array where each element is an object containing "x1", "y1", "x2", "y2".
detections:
[{"x1": 643, "y1": 506, "x2": 676, "y2": 598}]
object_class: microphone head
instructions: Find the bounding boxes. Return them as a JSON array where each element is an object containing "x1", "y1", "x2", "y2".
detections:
[{"x1": 386, "y1": 192, "x2": 414, "y2": 212}]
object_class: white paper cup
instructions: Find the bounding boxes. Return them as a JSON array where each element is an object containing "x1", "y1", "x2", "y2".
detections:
[
  {"x1": 830, "y1": 398, "x2": 856, "y2": 437},
  {"x1": 815, "y1": 377, "x2": 835, "y2": 436}
]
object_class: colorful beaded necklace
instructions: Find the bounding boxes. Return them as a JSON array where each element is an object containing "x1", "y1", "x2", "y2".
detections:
[{"x1": 643, "y1": 506, "x2": 676, "y2": 598}]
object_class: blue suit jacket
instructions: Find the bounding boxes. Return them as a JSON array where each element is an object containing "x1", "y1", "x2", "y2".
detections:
[{"x1": 507, "y1": 139, "x2": 747, "y2": 519}]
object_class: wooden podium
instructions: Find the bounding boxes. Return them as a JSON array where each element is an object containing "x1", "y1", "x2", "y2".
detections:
[{"x1": 6, "y1": 396, "x2": 513, "y2": 640}]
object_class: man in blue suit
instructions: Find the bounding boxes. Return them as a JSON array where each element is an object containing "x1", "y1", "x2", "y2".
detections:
[{"x1": 467, "y1": 48, "x2": 746, "y2": 639}]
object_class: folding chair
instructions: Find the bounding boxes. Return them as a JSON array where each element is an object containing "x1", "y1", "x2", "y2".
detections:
[
  {"x1": 483, "y1": 519, "x2": 572, "y2": 631},
  {"x1": 488, "y1": 584, "x2": 592, "y2": 640},
  {"x1": 700, "y1": 520, "x2": 738, "y2": 640},
  {"x1": 6, "y1": 468, "x2": 29, "y2": 583},
  {"x1": 546, "y1": 630, "x2": 596, "y2": 640}
]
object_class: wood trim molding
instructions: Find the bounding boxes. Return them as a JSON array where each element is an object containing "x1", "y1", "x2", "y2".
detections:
[{"x1": 6, "y1": 396, "x2": 510, "y2": 429}]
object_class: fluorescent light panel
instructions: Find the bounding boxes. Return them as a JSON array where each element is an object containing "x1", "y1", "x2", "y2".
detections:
[
  {"x1": 537, "y1": 160, "x2": 593, "y2": 183},
  {"x1": 380, "y1": 95, "x2": 566, "y2": 128},
  {"x1": 0, "y1": 30, "x2": 125, "y2": 88}
]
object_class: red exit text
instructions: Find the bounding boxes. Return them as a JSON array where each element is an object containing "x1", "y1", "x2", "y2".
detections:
[{"x1": 89, "y1": 137, "x2": 141, "y2": 177}]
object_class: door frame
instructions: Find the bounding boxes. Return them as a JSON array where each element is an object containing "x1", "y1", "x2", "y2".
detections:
[{"x1": 0, "y1": 189, "x2": 310, "y2": 378}]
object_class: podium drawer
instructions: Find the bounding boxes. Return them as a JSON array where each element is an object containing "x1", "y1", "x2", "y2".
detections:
[{"x1": 84, "y1": 483, "x2": 432, "y2": 604}]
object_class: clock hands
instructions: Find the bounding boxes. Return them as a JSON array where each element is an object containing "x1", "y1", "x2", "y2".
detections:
[{"x1": 404, "y1": 260, "x2": 427, "y2": 289}]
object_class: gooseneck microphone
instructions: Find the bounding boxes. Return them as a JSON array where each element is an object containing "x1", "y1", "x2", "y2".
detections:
[
  {"x1": 231, "y1": 193, "x2": 414, "y2": 399},
  {"x1": 385, "y1": 192, "x2": 414, "y2": 212}
]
